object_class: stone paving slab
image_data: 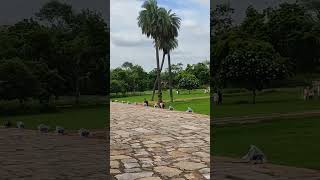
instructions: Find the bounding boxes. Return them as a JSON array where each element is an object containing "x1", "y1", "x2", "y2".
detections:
[
  {"x1": 0, "y1": 128, "x2": 107, "y2": 180},
  {"x1": 111, "y1": 102, "x2": 210, "y2": 179}
]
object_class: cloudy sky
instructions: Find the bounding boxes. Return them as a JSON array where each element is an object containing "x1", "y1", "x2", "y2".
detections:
[
  {"x1": 212, "y1": 0, "x2": 294, "y2": 23},
  {"x1": 110, "y1": 0, "x2": 210, "y2": 71},
  {"x1": 0, "y1": 0, "x2": 108, "y2": 25}
]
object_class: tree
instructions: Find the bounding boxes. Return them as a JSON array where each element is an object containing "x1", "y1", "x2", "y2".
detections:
[
  {"x1": 266, "y1": 3, "x2": 318, "y2": 73},
  {"x1": 0, "y1": 1, "x2": 109, "y2": 107},
  {"x1": 138, "y1": 0, "x2": 173, "y2": 103},
  {"x1": 185, "y1": 62, "x2": 210, "y2": 86},
  {"x1": 26, "y1": 61, "x2": 65, "y2": 104},
  {"x1": 35, "y1": 1, "x2": 109, "y2": 102},
  {"x1": 111, "y1": 63, "x2": 149, "y2": 94},
  {"x1": 0, "y1": 59, "x2": 40, "y2": 104},
  {"x1": 149, "y1": 8, "x2": 180, "y2": 103},
  {"x1": 219, "y1": 39, "x2": 288, "y2": 104},
  {"x1": 160, "y1": 9, "x2": 181, "y2": 103},
  {"x1": 300, "y1": 0, "x2": 320, "y2": 20},
  {"x1": 150, "y1": 52, "x2": 166, "y2": 101},
  {"x1": 36, "y1": 0, "x2": 73, "y2": 27},
  {"x1": 170, "y1": 63, "x2": 184, "y2": 86},
  {"x1": 241, "y1": 5, "x2": 268, "y2": 41},
  {"x1": 211, "y1": 3, "x2": 234, "y2": 36},
  {"x1": 178, "y1": 73, "x2": 200, "y2": 94},
  {"x1": 110, "y1": 80, "x2": 124, "y2": 95}
]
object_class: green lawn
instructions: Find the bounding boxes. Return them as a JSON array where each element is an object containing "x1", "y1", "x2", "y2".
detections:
[
  {"x1": 213, "y1": 116, "x2": 320, "y2": 170},
  {"x1": 112, "y1": 89, "x2": 209, "y2": 102},
  {"x1": 212, "y1": 88, "x2": 320, "y2": 118},
  {"x1": 212, "y1": 88, "x2": 320, "y2": 170},
  {"x1": 1, "y1": 105, "x2": 107, "y2": 130},
  {"x1": 0, "y1": 96, "x2": 108, "y2": 130},
  {"x1": 113, "y1": 88, "x2": 320, "y2": 118},
  {"x1": 169, "y1": 98, "x2": 210, "y2": 115}
]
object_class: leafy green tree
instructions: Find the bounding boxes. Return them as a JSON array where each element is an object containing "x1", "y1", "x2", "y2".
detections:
[
  {"x1": 169, "y1": 63, "x2": 184, "y2": 86},
  {"x1": 300, "y1": 0, "x2": 320, "y2": 20},
  {"x1": 178, "y1": 73, "x2": 200, "y2": 94},
  {"x1": 0, "y1": 26, "x2": 21, "y2": 59},
  {"x1": 219, "y1": 39, "x2": 288, "y2": 104},
  {"x1": 111, "y1": 62, "x2": 149, "y2": 94},
  {"x1": 0, "y1": 59, "x2": 40, "y2": 104},
  {"x1": 241, "y1": 5, "x2": 268, "y2": 40},
  {"x1": 266, "y1": 3, "x2": 318, "y2": 73},
  {"x1": 36, "y1": 0, "x2": 73, "y2": 27},
  {"x1": 0, "y1": 0, "x2": 109, "y2": 108},
  {"x1": 185, "y1": 62, "x2": 210, "y2": 86},
  {"x1": 110, "y1": 80, "x2": 124, "y2": 95},
  {"x1": 35, "y1": 1, "x2": 108, "y2": 102},
  {"x1": 211, "y1": 4, "x2": 234, "y2": 36},
  {"x1": 26, "y1": 61, "x2": 65, "y2": 103}
]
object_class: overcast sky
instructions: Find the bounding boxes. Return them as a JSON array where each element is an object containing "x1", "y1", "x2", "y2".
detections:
[
  {"x1": 0, "y1": 0, "x2": 109, "y2": 25},
  {"x1": 110, "y1": 0, "x2": 210, "y2": 71},
  {"x1": 212, "y1": 0, "x2": 294, "y2": 23}
]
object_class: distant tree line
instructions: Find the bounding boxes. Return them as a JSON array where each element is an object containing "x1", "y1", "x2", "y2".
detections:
[
  {"x1": 0, "y1": 0, "x2": 109, "y2": 106},
  {"x1": 110, "y1": 61, "x2": 209, "y2": 96},
  {"x1": 211, "y1": 1, "x2": 320, "y2": 103}
]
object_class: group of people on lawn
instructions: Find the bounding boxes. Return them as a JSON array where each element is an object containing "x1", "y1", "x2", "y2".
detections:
[
  {"x1": 143, "y1": 89, "x2": 223, "y2": 108},
  {"x1": 143, "y1": 98, "x2": 165, "y2": 109},
  {"x1": 304, "y1": 86, "x2": 316, "y2": 100}
]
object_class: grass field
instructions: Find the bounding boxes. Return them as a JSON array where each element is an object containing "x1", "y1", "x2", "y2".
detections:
[
  {"x1": 0, "y1": 96, "x2": 108, "y2": 130},
  {"x1": 112, "y1": 89, "x2": 209, "y2": 102},
  {"x1": 213, "y1": 88, "x2": 320, "y2": 118},
  {"x1": 213, "y1": 116, "x2": 320, "y2": 170},
  {"x1": 1, "y1": 105, "x2": 107, "y2": 130},
  {"x1": 112, "y1": 89, "x2": 210, "y2": 115},
  {"x1": 112, "y1": 88, "x2": 320, "y2": 117}
]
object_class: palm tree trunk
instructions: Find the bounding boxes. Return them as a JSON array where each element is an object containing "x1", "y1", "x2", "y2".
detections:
[
  {"x1": 155, "y1": 45, "x2": 162, "y2": 103},
  {"x1": 252, "y1": 89, "x2": 256, "y2": 104},
  {"x1": 75, "y1": 77, "x2": 80, "y2": 104},
  {"x1": 168, "y1": 51, "x2": 173, "y2": 102},
  {"x1": 151, "y1": 52, "x2": 166, "y2": 101}
]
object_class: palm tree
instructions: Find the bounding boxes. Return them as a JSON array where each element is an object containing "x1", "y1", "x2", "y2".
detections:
[
  {"x1": 159, "y1": 9, "x2": 181, "y2": 103},
  {"x1": 138, "y1": 0, "x2": 170, "y2": 103},
  {"x1": 151, "y1": 38, "x2": 178, "y2": 101},
  {"x1": 150, "y1": 52, "x2": 166, "y2": 101},
  {"x1": 160, "y1": 38, "x2": 178, "y2": 102}
]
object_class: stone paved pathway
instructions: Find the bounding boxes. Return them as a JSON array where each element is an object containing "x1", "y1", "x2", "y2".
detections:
[
  {"x1": 0, "y1": 128, "x2": 107, "y2": 180},
  {"x1": 111, "y1": 102, "x2": 210, "y2": 179}
]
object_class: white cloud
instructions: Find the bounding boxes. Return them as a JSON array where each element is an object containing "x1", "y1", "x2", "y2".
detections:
[
  {"x1": 190, "y1": 0, "x2": 210, "y2": 6},
  {"x1": 110, "y1": 0, "x2": 210, "y2": 71},
  {"x1": 111, "y1": 32, "x2": 152, "y2": 47}
]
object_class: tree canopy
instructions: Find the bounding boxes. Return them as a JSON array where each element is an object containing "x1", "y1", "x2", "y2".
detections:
[
  {"x1": 0, "y1": 0, "x2": 109, "y2": 105},
  {"x1": 211, "y1": 1, "x2": 320, "y2": 103}
]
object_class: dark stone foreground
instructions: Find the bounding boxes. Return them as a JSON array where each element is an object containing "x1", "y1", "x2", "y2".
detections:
[{"x1": 0, "y1": 128, "x2": 107, "y2": 180}]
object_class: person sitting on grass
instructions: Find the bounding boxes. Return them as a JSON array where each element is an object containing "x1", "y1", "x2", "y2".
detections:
[
  {"x1": 143, "y1": 98, "x2": 149, "y2": 106},
  {"x1": 213, "y1": 92, "x2": 218, "y2": 105},
  {"x1": 309, "y1": 87, "x2": 315, "y2": 100},
  {"x1": 218, "y1": 90, "x2": 223, "y2": 105},
  {"x1": 4, "y1": 120, "x2": 12, "y2": 128},
  {"x1": 159, "y1": 101, "x2": 165, "y2": 109},
  {"x1": 303, "y1": 87, "x2": 309, "y2": 100}
]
